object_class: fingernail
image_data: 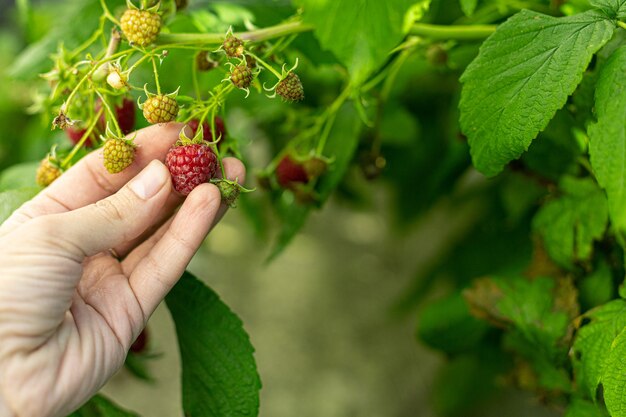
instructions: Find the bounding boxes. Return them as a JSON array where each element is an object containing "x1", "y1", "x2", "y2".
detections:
[{"x1": 129, "y1": 160, "x2": 168, "y2": 200}]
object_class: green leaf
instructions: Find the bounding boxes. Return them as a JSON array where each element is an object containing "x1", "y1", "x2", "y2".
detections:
[
  {"x1": 601, "y1": 324, "x2": 626, "y2": 416},
  {"x1": 165, "y1": 272, "x2": 261, "y2": 417},
  {"x1": 532, "y1": 177, "x2": 608, "y2": 269},
  {"x1": 588, "y1": 46, "x2": 626, "y2": 240},
  {"x1": 564, "y1": 397, "x2": 609, "y2": 417},
  {"x1": 0, "y1": 187, "x2": 40, "y2": 225},
  {"x1": 459, "y1": 10, "x2": 615, "y2": 176},
  {"x1": 417, "y1": 291, "x2": 490, "y2": 354},
  {"x1": 68, "y1": 394, "x2": 140, "y2": 417},
  {"x1": 465, "y1": 276, "x2": 576, "y2": 362},
  {"x1": 590, "y1": 0, "x2": 626, "y2": 18},
  {"x1": 571, "y1": 299, "x2": 626, "y2": 399},
  {"x1": 579, "y1": 259, "x2": 615, "y2": 310},
  {"x1": 0, "y1": 162, "x2": 39, "y2": 191},
  {"x1": 460, "y1": 0, "x2": 478, "y2": 16},
  {"x1": 295, "y1": 0, "x2": 417, "y2": 85}
]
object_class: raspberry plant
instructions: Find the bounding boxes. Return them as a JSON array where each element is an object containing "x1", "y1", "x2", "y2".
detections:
[{"x1": 2, "y1": 0, "x2": 626, "y2": 415}]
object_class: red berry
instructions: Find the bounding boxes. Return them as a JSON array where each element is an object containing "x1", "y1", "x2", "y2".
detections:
[
  {"x1": 97, "y1": 98, "x2": 136, "y2": 135},
  {"x1": 130, "y1": 328, "x2": 149, "y2": 353},
  {"x1": 188, "y1": 117, "x2": 226, "y2": 143},
  {"x1": 66, "y1": 126, "x2": 96, "y2": 147},
  {"x1": 166, "y1": 143, "x2": 218, "y2": 195},
  {"x1": 276, "y1": 155, "x2": 309, "y2": 188}
]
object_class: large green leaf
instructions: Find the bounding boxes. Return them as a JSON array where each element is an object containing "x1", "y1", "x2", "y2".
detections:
[
  {"x1": 571, "y1": 299, "x2": 626, "y2": 399},
  {"x1": 295, "y1": 0, "x2": 417, "y2": 85},
  {"x1": 591, "y1": 0, "x2": 626, "y2": 18},
  {"x1": 68, "y1": 394, "x2": 140, "y2": 417},
  {"x1": 532, "y1": 177, "x2": 608, "y2": 269},
  {"x1": 601, "y1": 325, "x2": 626, "y2": 416},
  {"x1": 165, "y1": 272, "x2": 261, "y2": 417},
  {"x1": 459, "y1": 10, "x2": 614, "y2": 176},
  {"x1": 0, "y1": 187, "x2": 40, "y2": 225},
  {"x1": 588, "y1": 46, "x2": 626, "y2": 240}
]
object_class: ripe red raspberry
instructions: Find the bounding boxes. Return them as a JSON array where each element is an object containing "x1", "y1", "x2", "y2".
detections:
[
  {"x1": 166, "y1": 143, "x2": 218, "y2": 195},
  {"x1": 223, "y1": 35, "x2": 244, "y2": 58},
  {"x1": 66, "y1": 126, "x2": 97, "y2": 147},
  {"x1": 188, "y1": 116, "x2": 226, "y2": 143},
  {"x1": 120, "y1": 8, "x2": 161, "y2": 46},
  {"x1": 103, "y1": 138, "x2": 136, "y2": 174},
  {"x1": 276, "y1": 155, "x2": 309, "y2": 188},
  {"x1": 97, "y1": 98, "x2": 136, "y2": 135},
  {"x1": 36, "y1": 158, "x2": 62, "y2": 187},
  {"x1": 276, "y1": 72, "x2": 304, "y2": 102},
  {"x1": 230, "y1": 64, "x2": 253, "y2": 89},
  {"x1": 143, "y1": 94, "x2": 178, "y2": 124}
]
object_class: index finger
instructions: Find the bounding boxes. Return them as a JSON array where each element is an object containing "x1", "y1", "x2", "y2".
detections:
[{"x1": 2, "y1": 122, "x2": 184, "y2": 231}]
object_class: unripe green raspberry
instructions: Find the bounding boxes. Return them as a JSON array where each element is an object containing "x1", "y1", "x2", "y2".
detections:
[
  {"x1": 142, "y1": 94, "x2": 179, "y2": 124},
  {"x1": 276, "y1": 72, "x2": 304, "y2": 102},
  {"x1": 36, "y1": 158, "x2": 62, "y2": 187},
  {"x1": 103, "y1": 138, "x2": 136, "y2": 173},
  {"x1": 120, "y1": 8, "x2": 161, "y2": 46},
  {"x1": 230, "y1": 64, "x2": 253, "y2": 89},
  {"x1": 223, "y1": 35, "x2": 244, "y2": 58}
]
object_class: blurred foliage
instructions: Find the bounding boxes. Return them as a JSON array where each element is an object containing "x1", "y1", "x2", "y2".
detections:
[{"x1": 3, "y1": 0, "x2": 626, "y2": 416}]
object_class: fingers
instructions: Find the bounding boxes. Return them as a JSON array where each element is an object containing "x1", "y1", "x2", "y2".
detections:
[
  {"x1": 2, "y1": 123, "x2": 183, "y2": 232},
  {"x1": 121, "y1": 157, "x2": 246, "y2": 272},
  {"x1": 128, "y1": 183, "x2": 222, "y2": 318},
  {"x1": 50, "y1": 161, "x2": 172, "y2": 259}
]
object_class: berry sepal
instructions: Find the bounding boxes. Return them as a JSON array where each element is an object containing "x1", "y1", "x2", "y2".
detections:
[{"x1": 210, "y1": 178, "x2": 254, "y2": 208}]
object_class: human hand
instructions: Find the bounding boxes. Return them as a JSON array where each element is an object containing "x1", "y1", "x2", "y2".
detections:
[{"x1": 0, "y1": 123, "x2": 245, "y2": 417}]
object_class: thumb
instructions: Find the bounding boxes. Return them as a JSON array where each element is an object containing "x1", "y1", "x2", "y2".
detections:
[{"x1": 54, "y1": 160, "x2": 171, "y2": 258}]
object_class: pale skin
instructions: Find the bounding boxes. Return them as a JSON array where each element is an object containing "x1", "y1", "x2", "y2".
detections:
[{"x1": 0, "y1": 123, "x2": 245, "y2": 417}]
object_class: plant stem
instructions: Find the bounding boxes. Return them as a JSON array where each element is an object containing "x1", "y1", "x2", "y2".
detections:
[
  {"x1": 151, "y1": 55, "x2": 161, "y2": 94},
  {"x1": 100, "y1": 0, "x2": 120, "y2": 26},
  {"x1": 245, "y1": 52, "x2": 282, "y2": 79},
  {"x1": 95, "y1": 89, "x2": 122, "y2": 136},
  {"x1": 156, "y1": 21, "x2": 314, "y2": 45},
  {"x1": 61, "y1": 108, "x2": 103, "y2": 168},
  {"x1": 410, "y1": 23, "x2": 496, "y2": 40},
  {"x1": 618, "y1": 21, "x2": 626, "y2": 30}
]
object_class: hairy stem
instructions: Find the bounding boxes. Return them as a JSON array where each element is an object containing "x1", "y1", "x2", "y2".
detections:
[{"x1": 410, "y1": 23, "x2": 496, "y2": 40}]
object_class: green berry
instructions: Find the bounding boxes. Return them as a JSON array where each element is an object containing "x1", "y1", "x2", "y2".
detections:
[
  {"x1": 276, "y1": 72, "x2": 304, "y2": 102},
  {"x1": 223, "y1": 35, "x2": 244, "y2": 58},
  {"x1": 230, "y1": 64, "x2": 253, "y2": 89},
  {"x1": 103, "y1": 138, "x2": 136, "y2": 173},
  {"x1": 120, "y1": 8, "x2": 161, "y2": 47},
  {"x1": 142, "y1": 94, "x2": 179, "y2": 124}
]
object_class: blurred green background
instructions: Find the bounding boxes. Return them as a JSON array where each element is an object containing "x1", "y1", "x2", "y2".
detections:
[{"x1": 0, "y1": 1, "x2": 565, "y2": 416}]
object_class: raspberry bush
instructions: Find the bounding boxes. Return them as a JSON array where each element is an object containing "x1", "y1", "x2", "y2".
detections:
[{"x1": 2, "y1": 0, "x2": 626, "y2": 416}]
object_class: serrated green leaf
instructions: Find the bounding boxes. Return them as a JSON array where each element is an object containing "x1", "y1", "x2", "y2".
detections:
[
  {"x1": 417, "y1": 291, "x2": 490, "y2": 354},
  {"x1": 0, "y1": 187, "x2": 40, "y2": 225},
  {"x1": 68, "y1": 394, "x2": 140, "y2": 417},
  {"x1": 165, "y1": 272, "x2": 261, "y2": 417},
  {"x1": 532, "y1": 177, "x2": 608, "y2": 269},
  {"x1": 460, "y1": 0, "x2": 478, "y2": 16},
  {"x1": 601, "y1": 324, "x2": 626, "y2": 416},
  {"x1": 465, "y1": 276, "x2": 576, "y2": 362},
  {"x1": 295, "y1": 0, "x2": 416, "y2": 85},
  {"x1": 590, "y1": 0, "x2": 626, "y2": 18},
  {"x1": 459, "y1": 10, "x2": 615, "y2": 176},
  {"x1": 564, "y1": 397, "x2": 609, "y2": 417},
  {"x1": 589, "y1": 46, "x2": 626, "y2": 240},
  {"x1": 571, "y1": 299, "x2": 626, "y2": 399}
]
